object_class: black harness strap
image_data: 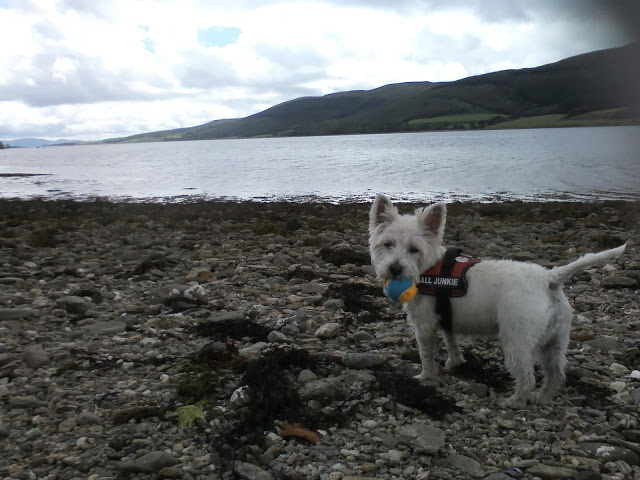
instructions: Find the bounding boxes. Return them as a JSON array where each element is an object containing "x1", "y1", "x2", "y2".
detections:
[{"x1": 435, "y1": 248, "x2": 463, "y2": 332}]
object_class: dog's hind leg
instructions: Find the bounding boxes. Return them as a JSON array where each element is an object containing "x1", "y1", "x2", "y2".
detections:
[
  {"x1": 500, "y1": 335, "x2": 537, "y2": 408},
  {"x1": 534, "y1": 313, "x2": 570, "y2": 404},
  {"x1": 534, "y1": 340, "x2": 567, "y2": 404},
  {"x1": 443, "y1": 332, "x2": 465, "y2": 371}
]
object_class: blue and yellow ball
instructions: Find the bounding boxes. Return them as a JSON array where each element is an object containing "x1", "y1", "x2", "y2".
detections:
[{"x1": 383, "y1": 278, "x2": 417, "y2": 303}]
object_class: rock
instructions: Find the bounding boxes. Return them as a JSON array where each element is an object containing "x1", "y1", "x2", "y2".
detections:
[
  {"x1": 57, "y1": 417, "x2": 77, "y2": 433},
  {"x1": 267, "y1": 331, "x2": 290, "y2": 343},
  {"x1": 610, "y1": 381, "x2": 627, "y2": 392},
  {"x1": 483, "y1": 474, "x2": 513, "y2": 480},
  {"x1": 609, "y1": 362, "x2": 629, "y2": 374},
  {"x1": 315, "y1": 322, "x2": 341, "y2": 339},
  {"x1": 351, "y1": 330, "x2": 374, "y2": 342},
  {"x1": 575, "y1": 443, "x2": 640, "y2": 465},
  {"x1": 118, "y1": 451, "x2": 179, "y2": 473},
  {"x1": 55, "y1": 295, "x2": 90, "y2": 314},
  {"x1": 602, "y1": 276, "x2": 636, "y2": 288},
  {"x1": 230, "y1": 386, "x2": 250, "y2": 407},
  {"x1": 76, "y1": 410, "x2": 102, "y2": 425},
  {"x1": 184, "y1": 269, "x2": 215, "y2": 282},
  {"x1": 0, "y1": 308, "x2": 34, "y2": 320},
  {"x1": 525, "y1": 463, "x2": 577, "y2": 479},
  {"x1": 82, "y1": 321, "x2": 127, "y2": 336},
  {"x1": 511, "y1": 252, "x2": 539, "y2": 262},
  {"x1": 158, "y1": 467, "x2": 184, "y2": 479},
  {"x1": 234, "y1": 461, "x2": 274, "y2": 480},
  {"x1": 299, "y1": 377, "x2": 347, "y2": 401},
  {"x1": 446, "y1": 453, "x2": 484, "y2": 477},
  {"x1": 301, "y1": 283, "x2": 328, "y2": 295},
  {"x1": 585, "y1": 336, "x2": 623, "y2": 353},
  {"x1": 574, "y1": 471, "x2": 602, "y2": 480},
  {"x1": 6, "y1": 396, "x2": 47, "y2": 409},
  {"x1": 398, "y1": 423, "x2": 446, "y2": 454},
  {"x1": 22, "y1": 345, "x2": 49, "y2": 368},
  {"x1": 298, "y1": 369, "x2": 317, "y2": 383},
  {"x1": 386, "y1": 449, "x2": 408, "y2": 463},
  {"x1": 343, "y1": 370, "x2": 375, "y2": 387},
  {"x1": 341, "y1": 352, "x2": 386, "y2": 369}
]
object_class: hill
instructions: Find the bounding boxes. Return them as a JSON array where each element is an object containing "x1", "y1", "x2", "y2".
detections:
[
  {"x1": 3, "y1": 138, "x2": 77, "y2": 148},
  {"x1": 106, "y1": 43, "x2": 640, "y2": 143}
]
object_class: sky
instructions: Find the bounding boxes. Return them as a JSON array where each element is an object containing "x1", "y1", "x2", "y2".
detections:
[{"x1": 0, "y1": 0, "x2": 638, "y2": 142}]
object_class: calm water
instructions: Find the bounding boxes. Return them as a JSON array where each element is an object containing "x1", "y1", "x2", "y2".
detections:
[{"x1": 1, "y1": 127, "x2": 639, "y2": 203}]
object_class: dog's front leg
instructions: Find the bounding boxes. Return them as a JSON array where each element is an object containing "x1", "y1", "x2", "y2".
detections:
[
  {"x1": 410, "y1": 313, "x2": 439, "y2": 381},
  {"x1": 443, "y1": 332, "x2": 465, "y2": 371}
]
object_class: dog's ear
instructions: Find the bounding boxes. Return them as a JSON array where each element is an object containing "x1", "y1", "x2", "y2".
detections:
[
  {"x1": 370, "y1": 193, "x2": 398, "y2": 233},
  {"x1": 418, "y1": 202, "x2": 446, "y2": 241}
]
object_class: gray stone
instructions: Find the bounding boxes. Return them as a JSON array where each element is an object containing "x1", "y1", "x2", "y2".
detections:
[
  {"x1": 574, "y1": 472, "x2": 602, "y2": 480},
  {"x1": 22, "y1": 345, "x2": 49, "y2": 368},
  {"x1": 0, "y1": 353, "x2": 15, "y2": 367},
  {"x1": 267, "y1": 331, "x2": 290, "y2": 343},
  {"x1": 118, "y1": 451, "x2": 179, "y2": 473},
  {"x1": 209, "y1": 310, "x2": 246, "y2": 322},
  {"x1": 351, "y1": 330, "x2": 375, "y2": 342},
  {"x1": 0, "y1": 308, "x2": 34, "y2": 321},
  {"x1": 234, "y1": 461, "x2": 274, "y2": 480},
  {"x1": 341, "y1": 352, "x2": 386, "y2": 369},
  {"x1": 575, "y1": 443, "x2": 640, "y2": 465},
  {"x1": 314, "y1": 322, "x2": 341, "y2": 339},
  {"x1": 158, "y1": 467, "x2": 184, "y2": 479},
  {"x1": 511, "y1": 252, "x2": 539, "y2": 261},
  {"x1": 398, "y1": 423, "x2": 446, "y2": 454},
  {"x1": 602, "y1": 276, "x2": 636, "y2": 288},
  {"x1": 446, "y1": 453, "x2": 484, "y2": 477},
  {"x1": 82, "y1": 321, "x2": 126, "y2": 336},
  {"x1": 56, "y1": 295, "x2": 90, "y2": 314},
  {"x1": 525, "y1": 463, "x2": 577, "y2": 479},
  {"x1": 57, "y1": 417, "x2": 77, "y2": 433},
  {"x1": 344, "y1": 370, "x2": 376, "y2": 386},
  {"x1": 76, "y1": 410, "x2": 102, "y2": 425},
  {"x1": 301, "y1": 283, "x2": 328, "y2": 295},
  {"x1": 380, "y1": 432, "x2": 399, "y2": 448},
  {"x1": 483, "y1": 474, "x2": 513, "y2": 480},
  {"x1": 585, "y1": 336, "x2": 623, "y2": 353},
  {"x1": 299, "y1": 377, "x2": 346, "y2": 401},
  {"x1": 298, "y1": 369, "x2": 317, "y2": 383},
  {"x1": 7, "y1": 396, "x2": 47, "y2": 409}
]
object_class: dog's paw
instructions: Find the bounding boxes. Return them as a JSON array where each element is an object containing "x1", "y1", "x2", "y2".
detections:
[
  {"x1": 444, "y1": 356, "x2": 466, "y2": 371},
  {"x1": 500, "y1": 394, "x2": 528, "y2": 409},
  {"x1": 413, "y1": 370, "x2": 438, "y2": 382},
  {"x1": 531, "y1": 392, "x2": 551, "y2": 405}
]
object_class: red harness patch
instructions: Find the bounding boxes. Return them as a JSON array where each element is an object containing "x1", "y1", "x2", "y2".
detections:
[{"x1": 417, "y1": 253, "x2": 480, "y2": 297}]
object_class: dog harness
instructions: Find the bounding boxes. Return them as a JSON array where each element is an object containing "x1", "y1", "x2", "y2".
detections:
[{"x1": 417, "y1": 248, "x2": 480, "y2": 331}]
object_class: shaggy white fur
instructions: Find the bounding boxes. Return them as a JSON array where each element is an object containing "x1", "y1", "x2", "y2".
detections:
[{"x1": 369, "y1": 193, "x2": 627, "y2": 407}]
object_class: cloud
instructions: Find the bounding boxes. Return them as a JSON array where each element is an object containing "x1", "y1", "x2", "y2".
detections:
[{"x1": 0, "y1": 0, "x2": 637, "y2": 141}]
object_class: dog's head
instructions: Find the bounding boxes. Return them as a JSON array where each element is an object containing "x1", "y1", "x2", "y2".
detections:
[{"x1": 368, "y1": 193, "x2": 446, "y2": 282}]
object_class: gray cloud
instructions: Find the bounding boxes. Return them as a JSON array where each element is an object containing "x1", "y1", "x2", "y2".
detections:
[{"x1": 1, "y1": 0, "x2": 638, "y2": 141}]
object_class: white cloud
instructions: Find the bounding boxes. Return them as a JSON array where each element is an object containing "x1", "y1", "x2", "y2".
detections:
[{"x1": 0, "y1": 0, "x2": 636, "y2": 141}]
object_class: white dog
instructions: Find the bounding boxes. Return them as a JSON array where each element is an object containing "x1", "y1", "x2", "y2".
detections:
[{"x1": 369, "y1": 194, "x2": 627, "y2": 407}]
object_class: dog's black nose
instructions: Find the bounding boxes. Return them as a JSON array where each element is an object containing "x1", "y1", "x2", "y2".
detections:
[{"x1": 389, "y1": 262, "x2": 403, "y2": 277}]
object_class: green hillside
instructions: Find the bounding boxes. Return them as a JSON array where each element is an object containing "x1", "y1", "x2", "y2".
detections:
[{"x1": 106, "y1": 43, "x2": 640, "y2": 143}]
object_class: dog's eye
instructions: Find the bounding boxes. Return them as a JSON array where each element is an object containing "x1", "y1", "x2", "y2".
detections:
[
  {"x1": 409, "y1": 246, "x2": 420, "y2": 254},
  {"x1": 384, "y1": 241, "x2": 393, "y2": 249}
]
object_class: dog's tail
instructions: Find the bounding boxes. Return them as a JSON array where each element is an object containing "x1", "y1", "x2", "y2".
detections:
[{"x1": 547, "y1": 243, "x2": 627, "y2": 289}]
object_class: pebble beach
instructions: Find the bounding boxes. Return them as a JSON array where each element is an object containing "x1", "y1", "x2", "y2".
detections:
[{"x1": 1, "y1": 198, "x2": 639, "y2": 480}]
